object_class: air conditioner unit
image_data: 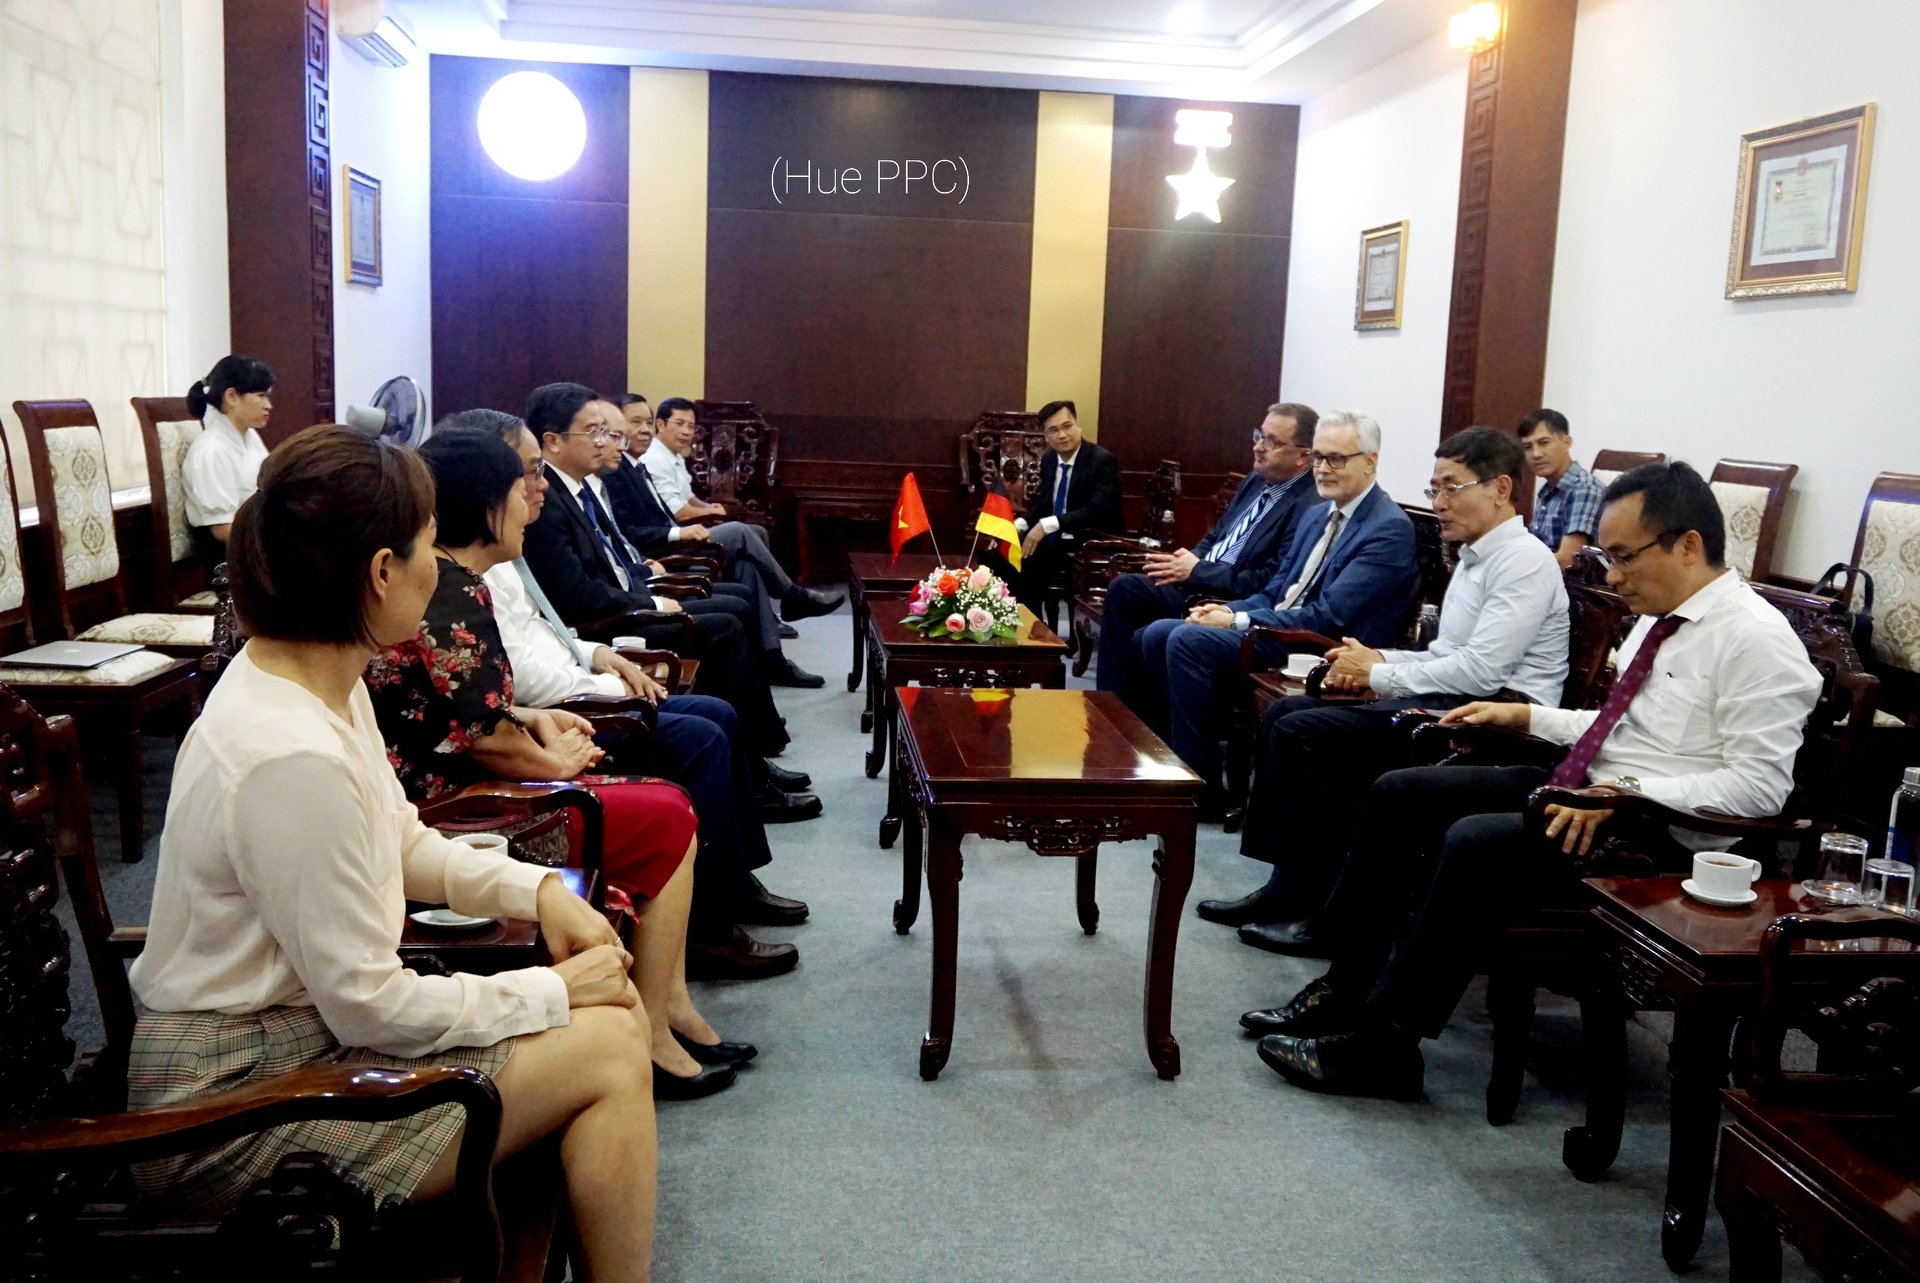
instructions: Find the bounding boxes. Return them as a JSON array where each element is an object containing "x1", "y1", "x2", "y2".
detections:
[{"x1": 337, "y1": 0, "x2": 417, "y2": 69}]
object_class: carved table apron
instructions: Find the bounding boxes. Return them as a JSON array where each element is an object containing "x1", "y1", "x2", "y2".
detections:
[{"x1": 888, "y1": 688, "x2": 1202, "y2": 1081}]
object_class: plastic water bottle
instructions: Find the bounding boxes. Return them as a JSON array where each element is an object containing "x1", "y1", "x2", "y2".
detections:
[
  {"x1": 1414, "y1": 603, "x2": 1441, "y2": 650},
  {"x1": 1888, "y1": 767, "x2": 1920, "y2": 867}
]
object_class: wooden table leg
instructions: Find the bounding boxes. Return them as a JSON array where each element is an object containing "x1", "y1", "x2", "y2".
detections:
[
  {"x1": 920, "y1": 819, "x2": 963, "y2": 1080},
  {"x1": 1563, "y1": 964, "x2": 1628, "y2": 1181},
  {"x1": 878, "y1": 709, "x2": 903, "y2": 849},
  {"x1": 1714, "y1": 1130, "x2": 1785, "y2": 1283},
  {"x1": 848, "y1": 589, "x2": 867, "y2": 692},
  {"x1": 893, "y1": 795, "x2": 922, "y2": 934},
  {"x1": 1144, "y1": 823, "x2": 1194, "y2": 1080},
  {"x1": 1661, "y1": 1003, "x2": 1738, "y2": 1271},
  {"x1": 1075, "y1": 853, "x2": 1099, "y2": 934},
  {"x1": 865, "y1": 676, "x2": 890, "y2": 778}
]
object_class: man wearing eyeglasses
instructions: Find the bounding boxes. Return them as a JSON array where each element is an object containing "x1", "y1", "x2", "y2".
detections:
[
  {"x1": 1128, "y1": 410, "x2": 1419, "y2": 817},
  {"x1": 1096, "y1": 403, "x2": 1321, "y2": 707},
  {"x1": 1203, "y1": 426, "x2": 1569, "y2": 950}
]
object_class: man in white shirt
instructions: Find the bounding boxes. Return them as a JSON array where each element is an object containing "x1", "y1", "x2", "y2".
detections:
[
  {"x1": 1248, "y1": 463, "x2": 1821, "y2": 1102},
  {"x1": 1202, "y1": 427, "x2": 1570, "y2": 947}
]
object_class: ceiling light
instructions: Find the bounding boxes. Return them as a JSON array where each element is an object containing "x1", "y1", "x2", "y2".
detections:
[
  {"x1": 1447, "y1": 2, "x2": 1502, "y2": 52},
  {"x1": 1167, "y1": 109, "x2": 1234, "y2": 223},
  {"x1": 477, "y1": 72, "x2": 587, "y2": 182}
]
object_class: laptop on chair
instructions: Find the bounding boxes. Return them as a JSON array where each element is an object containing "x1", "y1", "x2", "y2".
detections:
[{"x1": 2, "y1": 640, "x2": 144, "y2": 669}]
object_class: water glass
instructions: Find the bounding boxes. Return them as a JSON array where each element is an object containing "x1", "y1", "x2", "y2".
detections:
[
  {"x1": 1860, "y1": 858, "x2": 1917, "y2": 913},
  {"x1": 1801, "y1": 832, "x2": 1870, "y2": 904}
]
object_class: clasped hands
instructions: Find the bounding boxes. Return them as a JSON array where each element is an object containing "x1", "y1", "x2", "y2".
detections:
[
  {"x1": 522, "y1": 706, "x2": 606, "y2": 777},
  {"x1": 1437, "y1": 701, "x2": 1622, "y2": 855},
  {"x1": 535, "y1": 874, "x2": 639, "y2": 1010}
]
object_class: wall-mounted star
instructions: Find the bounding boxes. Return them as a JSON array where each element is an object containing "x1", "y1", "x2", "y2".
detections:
[{"x1": 1166, "y1": 152, "x2": 1235, "y2": 224}]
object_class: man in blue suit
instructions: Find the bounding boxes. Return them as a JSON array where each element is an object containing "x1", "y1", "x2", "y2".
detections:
[
  {"x1": 1098, "y1": 402, "x2": 1320, "y2": 707},
  {"x1": 1131, "y1": 410, "x2": 1420, "y2": 813}
]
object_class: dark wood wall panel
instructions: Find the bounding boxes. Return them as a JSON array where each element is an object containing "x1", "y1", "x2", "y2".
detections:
[
  {"x1": 1099, "y1": 97, "x2": 1299, "y2": 479},
  {"x1": 430, "y1": 56, "x2": 629, "y2": 419}
]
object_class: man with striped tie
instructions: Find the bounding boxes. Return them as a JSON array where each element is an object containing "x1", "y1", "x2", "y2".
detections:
[{"x1": 1096, "y1": 403, "x2": 1320, "y2": 707}]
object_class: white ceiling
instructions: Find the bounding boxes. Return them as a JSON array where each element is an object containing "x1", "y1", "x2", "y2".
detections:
[{"x1": 389, "y1": 0, "x2": 1468, "y2": 102}]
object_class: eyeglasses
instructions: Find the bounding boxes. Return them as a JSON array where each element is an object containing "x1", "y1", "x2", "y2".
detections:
[
  {"x1": 560, "y1": 428, "x2": 613, "y2": 444},
  {"x1": 1596, "y1": 534, "x2": 1674, "y2": 568},
  {"x1": 1309, "y1": 450, "x2": 1366, "y2": 470},
  {"x1": 1422, "y1": 477, "x2": 1493, "y2": 503},
  {"x1": 1251, "y1": 431, "x2": 1302, "y2": 450}
]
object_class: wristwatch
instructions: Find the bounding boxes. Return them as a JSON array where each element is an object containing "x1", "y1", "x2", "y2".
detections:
[{"x1": 1609, "y1": 776, "x2": 1642, "y2": 794}]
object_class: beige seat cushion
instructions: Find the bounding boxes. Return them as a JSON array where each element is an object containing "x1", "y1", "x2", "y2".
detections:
[
  {"x1": 155, "y1": 420, "x2": 205, "y2": 563},
  {"x1": 78, "y1": 613, "x2": 215, "y2": 648},
  {"x1": 1708, "y1": 481, "x2": 1771, "y2": 581},
  {"x1": 0, "y1": 650, "x2": 177, "y2": 686},
  {"x1": 46, "y1": 426, "x2": 121, "y2": 588},
  {"x1": 176, "y1": 589, "x2": 219, "y2": 610}
]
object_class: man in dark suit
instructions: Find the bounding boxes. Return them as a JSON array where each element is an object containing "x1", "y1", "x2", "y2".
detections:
[
  {"x1": 1097, "y1": 402, "x2": 1320, "y2": 708},
  {"x1": 1129, "y1": 411, "x2": 1420, "y2": 812},
  {"x1": 990, "y1": 399, "x2": 1123, "y2": 605},
  {"x1": 518, "y1": 382, "x2": 796, "y2": 767}
]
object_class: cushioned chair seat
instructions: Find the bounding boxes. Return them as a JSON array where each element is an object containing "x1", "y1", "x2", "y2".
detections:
[
  {"x1": 1837, "y1": 707, "x2": 1910, "y2": 729},
  {"x1": 78, "y1": 613, "x2": 215, "y2": 648},
  {"x1": 0, "y1": 650, "x2": 176, "y2": 685},
  {"x1": 176, "y1": 589, "x2": 219, "y2": 610}
]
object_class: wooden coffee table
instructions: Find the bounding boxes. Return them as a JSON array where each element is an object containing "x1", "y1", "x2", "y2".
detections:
[
  {"x1": 1573, "y1": 877, "x2": 1917, "y2": 1270},
  {"x1": 863, "y1": 593, "x2": 1068, "y2": 803},
  {"x1": 889, "y1": 688, "x2": 1203, "y2": 1080},
  {"x1": 399, "y1": 866, "x2": 596, "y2": 975},
  {"x1": 846, "y1": 552, "x2": 942, "y2": 698}
]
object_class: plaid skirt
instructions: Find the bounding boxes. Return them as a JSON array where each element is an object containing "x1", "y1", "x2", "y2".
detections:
[{"x1": 127, "y1": 1005, "x2": 515, "y2": 1215}]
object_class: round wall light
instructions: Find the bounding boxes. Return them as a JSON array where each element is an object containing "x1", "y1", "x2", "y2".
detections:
[{"x1": 477, "y1": 71, "x2": 586, "y2": 181}]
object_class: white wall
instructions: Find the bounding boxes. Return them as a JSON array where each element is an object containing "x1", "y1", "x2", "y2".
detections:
[
  {"x1": 1546, "y1": 0, "x2": 1920, "y2": 579},
  {"x1": 159, "y1": 0, "x2": 229, "y2": 403},
  {"x1": 329, "y1": 31, "x2": 433, "y2": 422},
  {"x1": 1279, "y1": 34, "x2": 1466, "y2": 505}
]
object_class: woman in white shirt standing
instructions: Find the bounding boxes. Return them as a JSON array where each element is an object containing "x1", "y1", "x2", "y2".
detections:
[
  {"x1": 181, "y1": 354, "x2": 274, "y2": 553},
  {"x1": 129, "y1": 425, "x2": 667, "y2": 1282}
]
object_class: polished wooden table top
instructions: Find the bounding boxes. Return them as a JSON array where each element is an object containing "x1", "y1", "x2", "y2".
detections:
[
  {"x1": 1588, "y1": 876, "x2": 1919, "y2": 960},
  {"x1": 867, "y1": 595, "x2": 1068, "y2": 656},
  {"x1": 899, "y1": 687, "x2": 1201, "y2": 794},
  {"x1": 848, "y1": 551, "x2": 943, "y2": 586},
  {"x1": 399, "y1": 865, "x2": 594, "y2": 967}
]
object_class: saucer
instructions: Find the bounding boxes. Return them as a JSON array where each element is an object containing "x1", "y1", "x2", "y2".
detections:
[
  {"x1": 1681, "y1": 878, "x2": 1757, "y2": 908},
  {"x1": 408, "y1": 908, "x2": 497, "y2": 931}
]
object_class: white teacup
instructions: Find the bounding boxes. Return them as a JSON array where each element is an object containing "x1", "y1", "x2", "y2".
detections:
[
  {"x1": 611, "y1": 635, "x2": 648, "y2": 650},
  {"x1": 1283, "y1": 652, "x2": 1320, "y2": 680},
  {"x1": 449, "y1": 833, "x2": 509, "y2": 857},
  {"x1": 1692, "y1": 851, "x2": 1761, "y2": 897}
]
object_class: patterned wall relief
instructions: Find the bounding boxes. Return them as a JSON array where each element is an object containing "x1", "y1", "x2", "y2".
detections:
[{"x1": 0, "y1": 0, "x2": 168, "y2": 504}]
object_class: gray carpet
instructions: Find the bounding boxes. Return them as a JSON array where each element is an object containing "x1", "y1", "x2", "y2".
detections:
[{"x1": 58, "y1": 603, "x2": 1814, "y2": 1283}]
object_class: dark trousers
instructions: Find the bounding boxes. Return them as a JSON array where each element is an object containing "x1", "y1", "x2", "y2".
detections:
[
  {"x1": 1094, "y1": 573, "x2": 1188, "y2": 702},
  {"x1": 981, "y1": 535, "x2": 1073, "y2": 619},
  {"x1": 1240, "y1": 694, "x2": 1475, "y2": 919},
  {"x1": 631, "y1": 591, "x2": 788, "y2": 756}
]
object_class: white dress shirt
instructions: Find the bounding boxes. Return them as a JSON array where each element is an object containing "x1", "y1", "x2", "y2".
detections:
[
  {"x1": 483, "y1": 561, "x2": 625, "y2": 707},
  {"x1": 1530, "y1": 569, "x2": 1821, "y2": 823},
  {"x1": 642, "y1": 437, "x2": 697, "y2": 515},
  {"x1": 1015, "y1": 446, "x2": 1079, "y2": 536},
  {"x1": 181, "y1": 407, "x2": 269, "y2": 527},
  {"x1": 1370, "y1": 515, "x2": 1569, "y2": 705},
  {"x1": 130, "y1": 647, "x2": 570, "y2": 1057}
]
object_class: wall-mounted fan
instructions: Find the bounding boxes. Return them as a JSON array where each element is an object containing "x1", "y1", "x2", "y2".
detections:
[{"x1": 344, "y1": 375, "x2": 429, "y2": 446}]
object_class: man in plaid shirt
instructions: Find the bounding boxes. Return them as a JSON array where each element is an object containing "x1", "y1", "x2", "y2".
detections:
[{"x1": 1519, "y1": 408, "x2": 1603, "y2": 568}]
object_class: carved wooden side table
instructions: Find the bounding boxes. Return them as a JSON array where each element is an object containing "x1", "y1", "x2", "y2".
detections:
[{"x1": 846, "y1": 552, "x2": 940, "y2": 699}]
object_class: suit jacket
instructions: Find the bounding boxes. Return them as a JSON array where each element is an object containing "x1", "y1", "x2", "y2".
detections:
[
  {"x1": 521, "y1": 463, "x2": 658, "y2": 624},
  {"x1": 1186, "y1": 471, "x2": 1320, "y2": 598},
  {"x1": 602, "y1": 455, "x2": 678, "y2": 554},
  {"x1": 1230, "y1": 484, "x2": 1419, "y2": 647},
  {"x1": 1023, "y1": 440, "x2": 1124, "y2": 538}
]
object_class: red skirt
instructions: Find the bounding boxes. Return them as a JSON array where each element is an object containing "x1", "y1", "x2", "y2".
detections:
[{"x1": 570, "y1": 776, "x2": 698, "y2": 902}]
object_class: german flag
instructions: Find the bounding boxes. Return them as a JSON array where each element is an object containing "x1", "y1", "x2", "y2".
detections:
[{"x1": 976, "y1": 491, "x2": 1021, "y2": 570}]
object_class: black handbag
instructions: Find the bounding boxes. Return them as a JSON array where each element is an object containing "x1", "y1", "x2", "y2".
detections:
[{"x1": 1813, "y1": 562, "x2": 1875, "y2": 659}]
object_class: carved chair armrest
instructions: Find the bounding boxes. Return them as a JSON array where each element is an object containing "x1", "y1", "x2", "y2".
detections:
[
  {"x1": 1525, "y1": 785, "x2": 1825, "y2": 844},
  {"x1": 645, "y1": 577, "x2": 711, "y2": 601},
  {"x1": 1407, "y1": 720, "x2": 1565, "y2": 769},
  {"x1": 655, "y1": 549, "x2": 724, "y2": 577},
  {"x1": 613, "y1": 647, "x2": 684, "y2": 691},
  {"x1": 575, "y1": 710, "x2": 657, "y2": 739},
  {"x1": 421, "y1": 781, "x2": 607, "y2": 886},
  {"x1": 1746, "y1": 909, "x2": 1920, "y2": 1101},
  {"x1": 574, "y1": 610, "x2": 695, "y2": 647},
  {"x1": 108, "y1": 926, "x2": 147, "y2": 958},
  {"x1": 552, "y1": 694, "x2": 654, "y2": 715},
  {"x1": 1236, "y1": 626, "x2": 1341, "y2": 681}
]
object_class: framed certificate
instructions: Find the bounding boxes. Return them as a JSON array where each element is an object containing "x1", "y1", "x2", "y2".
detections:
[
  {"x1": 344, "y1": 166, "x2": 383, "y2": 287},
  {"x1": 1355, "y1": 221, "x2": 1407, "y2": 329},
  {"x1": 1726, "y1": 105, "x2": 1874, "y2": 299}
]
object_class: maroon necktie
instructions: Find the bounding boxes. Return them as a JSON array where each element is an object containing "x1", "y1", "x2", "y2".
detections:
[{"x1": 1548, "y1": 615, "x2": 1685, "y2": 787}]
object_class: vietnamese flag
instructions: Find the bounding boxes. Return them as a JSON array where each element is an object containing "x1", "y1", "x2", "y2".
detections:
[
  {"x1": 975, "y1": 490, "x2": 1022, "y2": 570},
  {"x1": 890, "y1": 472, "x2": 931, "y2": 564}
]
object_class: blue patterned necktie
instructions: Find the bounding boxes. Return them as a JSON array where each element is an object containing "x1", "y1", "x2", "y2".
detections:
[
  {"x1": 513, "y1": 559, "x2": 591, "y2": 672},
  {"x1": 1053, "y1": 459, "x2": 1072, "y2": 518},
  {"x1": 1212, "y1": 486, "x2": 1276, "y2": 566}
]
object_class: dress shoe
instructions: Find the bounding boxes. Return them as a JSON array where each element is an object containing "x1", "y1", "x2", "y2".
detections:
[
  {"x1": 1195, "y1": 790, "x2": 1228, "y2": 825},
  {"x1": 685, "y1": 927, "x2": 800, "y2": 981},
  {"x1": 763, "y1": 759, "x2": 812, "y2": 792},
  {"x1": 1196, "y1": 885, "x2": 1289, "y2": 927},
  {"x1": 767, "y1": 657, "x2": 826, "y2": 688},
  {"x1": 1256, "y1": 1029, "x2": 1426, "y2": 1100},
  {"x1": 781, "y1": 586, "x2": 845, "y2": 622},
  {"x1": 738, "y1": 872, "x2": 809, "y2": 925},
  {"x1": 673, "y1": 1027, "x2": 758, "y2": 1066},
  {"x1": 1238, "y1": 918, "x2": 1334, "y2": 959},
  {"x1": 760, "y1": 788, "x2": 823, "y2": 824},
  {"x1": 777, "y1": 622, "x2": 800, "y2": 639},
  {"x1": 651, "y1": 1059, "x2": 737, "y2": 1100},
  {"x1": 1239, "y1": 976, "x2": 1354, "y2": 1037}
]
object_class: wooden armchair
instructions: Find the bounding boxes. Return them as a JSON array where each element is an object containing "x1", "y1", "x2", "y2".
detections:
[
  {"x1": 687, "y1": 410, "x2": 778, "y2": 528},
  {"x1": 1708, "y1": 459, "x2": 1798, "y2": 584},
  {"x1": 1589, "y1": 449, "x2": 1667, "y2": 490},
  {"x1": 11, "y1": 399, "x2": 214, "y2": 657},
  {"x1": 956, "y1": 413, "x2": 1044, "y2": 507},
  {"x1": 130, "y1": 396, "x2": 219, "y2": 613},
  {"x1": 1716, "y1": 910, "x2": 1920, "y2": 1283},
  {"x1": 1140, "y1": 459, "x2": 1181, "y2": 548},
  {"x1": 1059, "y1": 461, "x2": 1185, "y2": 673}
]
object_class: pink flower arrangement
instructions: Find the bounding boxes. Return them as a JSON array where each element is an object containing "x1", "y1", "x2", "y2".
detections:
[
  {"x1": 896, "y1": 564, "x2": 1021, "y2": 640},
  {"x1": 967, "y1": 565, "x2": 993, "y2": 591},
  {"x1": 945, "y1": 613, "x2": 966, "y2": 634},
  {"x1": 907, "y1": 597, "x2": 928, "y2": 616},
  {"x1": 966, "y1": 605, "x2": 994, "y2": 633}
]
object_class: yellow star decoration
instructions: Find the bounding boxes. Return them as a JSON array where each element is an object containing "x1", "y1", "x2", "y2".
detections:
[{"x1": 1167, "y1": 152, "x2": 1234, "y2": 223}]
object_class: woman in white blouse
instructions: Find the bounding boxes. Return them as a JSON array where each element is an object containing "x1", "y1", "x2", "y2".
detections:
[
  {"x1": 181, "y1": 354, "x2": 274, "y2": 549},
  {"x1": 129, "y1": 425, "x2": 669, "y2": 1282}
]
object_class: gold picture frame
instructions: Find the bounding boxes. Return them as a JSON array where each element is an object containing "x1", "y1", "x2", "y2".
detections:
[
  {"x1": 1354, "y1": 221, "x2": 1407, "y2": 330},
  {"x1": 1725, "y1": 104, "x2": 1874, "y2": 300},
  {"x1": 344, "y1": 166, "x2": 383, "y2": 287}
]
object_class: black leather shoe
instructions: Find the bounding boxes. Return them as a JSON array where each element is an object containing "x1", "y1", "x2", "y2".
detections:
[
  {"x1": 760, "y1": 789, "x2": 823, "y2": 824},
  {"x1": 1256, "y1": 1031, "x2": 1426, "y2": 1100},
  {"x1": 1240, "y1": 977, "x2": 1354, "y2": 1037},
  {"x1": 651, "y1": 1059, "x2": 737, "y2": 1100},
  {"x1": 767, "y1": 658, "x2": 827, "y2": 688},
  {"x1": 763, "y1": 759, "x2": 812, "y2": 792},
  {"x1": 1238, "y1": 918, "x2": 1334, "y2": 958},
  {"x1": 673, "y1": 1028, "x2": 758, "y2": 1066},
  {"x1": 738, "y1": 873, "x2": 809, "y2": 925},
  {"x1": 1196, "y1": 886, "x2": 1288, "y2": 927},
  {"x1": 777, "y1": 622, "x2": 800, "y2": 639},
  {"x1": 685, "y1": 927, "x2": 799, "y2": 981},
  {"x1": 781, "y1": 586, "x2": 845, "y2": 622}
]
